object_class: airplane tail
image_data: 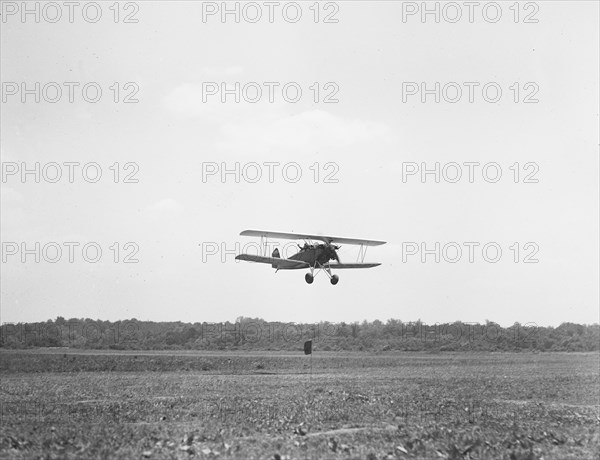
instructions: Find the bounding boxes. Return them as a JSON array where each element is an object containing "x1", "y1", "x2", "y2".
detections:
[{"x1": 271, "y1": 248, "x2": 280, "y2": 269}]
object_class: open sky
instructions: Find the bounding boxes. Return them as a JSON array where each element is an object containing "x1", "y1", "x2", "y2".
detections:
[{"x1": 1, "y1": 1, "x2": 598, "y2": 326}]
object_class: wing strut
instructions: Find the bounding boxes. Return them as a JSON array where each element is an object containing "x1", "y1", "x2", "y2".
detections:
[
  {"x1": 260, "y1": 235, "x2": 268, "y2": 257},
  {"x1": 357, "y1": 244, "x2": 368, "y2": 263}
]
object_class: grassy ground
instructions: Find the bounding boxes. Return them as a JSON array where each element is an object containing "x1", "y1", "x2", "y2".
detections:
[{"x1": 1, "y1": 350, "x2": 598, "y2": 459}]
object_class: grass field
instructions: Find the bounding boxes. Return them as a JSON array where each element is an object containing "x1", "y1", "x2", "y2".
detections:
[{"x1": 1, "y1": 350, "x2": 598, "y2": 459}]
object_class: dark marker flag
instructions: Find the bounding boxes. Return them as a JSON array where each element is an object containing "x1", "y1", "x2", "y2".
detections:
[{"x1": 304, "y1": 340, "x2": 312, "y2": 355}]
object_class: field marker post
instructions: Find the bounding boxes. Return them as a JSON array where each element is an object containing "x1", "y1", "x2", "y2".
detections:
[{"x1": 304, "y1": 339, "x2": 313, "y2": 380}]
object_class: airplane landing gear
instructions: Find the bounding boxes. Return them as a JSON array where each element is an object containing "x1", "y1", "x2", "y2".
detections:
[{"x1": 306, "y1": 265, "x2": 339, "y2": 285}]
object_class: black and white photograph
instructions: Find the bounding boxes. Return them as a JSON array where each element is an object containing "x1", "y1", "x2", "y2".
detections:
[{"x1": 1, "y1": 1, "x2": 599, "y2": 459}]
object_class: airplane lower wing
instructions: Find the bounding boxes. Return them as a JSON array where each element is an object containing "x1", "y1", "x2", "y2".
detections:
[
  {"x1": 326, "y1": 263, "x2": 381, "y2": 269},
  {"x1": 235, "y1": 254, "x2": 309, "y2": 270}
]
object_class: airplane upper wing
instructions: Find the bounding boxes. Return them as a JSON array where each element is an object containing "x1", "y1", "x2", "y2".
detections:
[
  {"x1": 326, "y1": 263, "x2": 381, "y2": 269},
  {"x1": 235, "y1": 254, "x2": 310, "y2": 270},
  {"x1": 240, "y1": 230, "x2": 386, "y2": 246}
]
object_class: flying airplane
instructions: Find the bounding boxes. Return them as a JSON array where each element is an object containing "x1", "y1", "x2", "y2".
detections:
[{"x1": 235, "y1": 230, "x2": 386, "y2": 285}]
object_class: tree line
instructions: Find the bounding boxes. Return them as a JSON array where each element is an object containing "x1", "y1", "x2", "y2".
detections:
[{"x1": 1, "y1": 317, "x2": 598, "y2": 352}]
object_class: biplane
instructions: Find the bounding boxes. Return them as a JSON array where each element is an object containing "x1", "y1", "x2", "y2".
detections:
[{"x1": 235, "y1": 230, "x2": 386, "y2": 285}]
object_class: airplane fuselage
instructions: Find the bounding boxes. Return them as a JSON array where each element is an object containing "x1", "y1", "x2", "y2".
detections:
[{"x1": 287, "y1": 244, "x2": 337, "y2": 268}]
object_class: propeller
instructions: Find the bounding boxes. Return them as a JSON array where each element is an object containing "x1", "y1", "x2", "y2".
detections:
[{"x1": 329, "y1": 244, "x2": 341, "y2": 263}]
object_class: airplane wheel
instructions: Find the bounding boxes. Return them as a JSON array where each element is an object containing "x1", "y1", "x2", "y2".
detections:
[
  {"x1": 305, "y1": 273, "x2": 314, "y2": 284},
  {"x1": 330, "y1": 275, "x2": 339, "y2": 285}
]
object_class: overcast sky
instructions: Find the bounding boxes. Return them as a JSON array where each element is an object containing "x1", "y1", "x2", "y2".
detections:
[{"x1": 1, "y1": 1, "x2": 598, "y2": 327}]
